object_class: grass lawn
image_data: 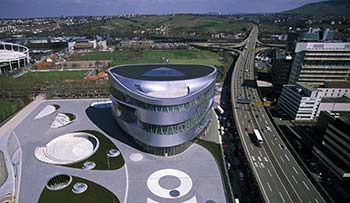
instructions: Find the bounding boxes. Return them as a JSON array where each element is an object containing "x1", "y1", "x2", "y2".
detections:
[
  {"x1": 21, "y1": 70, "x2": 89, "y2": 80},
  {"x1": 38, "y1": 176, "x2": 119, "y2": 203},
  {"x1": 197, "y1": 139, "x2": 233, "y2": 203},
  {"x1": 0, "y1": 99, "x2": 26, "y2": 123},
  {"x1": 76, "y1": 50, "x2": 224, "y2": 67},
  {"x1": 67, "y1": 130, "x2": 125, "y2": 170},
  {"x1": 170, "y1": 58, "x2": 220, "y2": 66}
]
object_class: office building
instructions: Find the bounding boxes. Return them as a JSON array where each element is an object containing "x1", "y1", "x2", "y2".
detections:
[
  {"x1": 271, "y1": 53, "x2": 293, "y2": 93},
  {"x1": 108, "y1": 64, "x2": 216, "y2": 156},
  {"x1": 313, "y1": 111, "x2": 350, "y2": 180},
  {"x1": 286, "y1": 28, "x2": 335, "y2": 51},
  {"x1": 288, "y1": 42, "x2": 350, "y2": 87},
  {"x1": 279, "y1": 81, "x2": 350, "y2": 120}
]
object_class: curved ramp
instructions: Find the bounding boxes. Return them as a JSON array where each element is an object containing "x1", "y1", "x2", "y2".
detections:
[{"x1": 34, "y1": 132, "x2": 99, "y2": 165}]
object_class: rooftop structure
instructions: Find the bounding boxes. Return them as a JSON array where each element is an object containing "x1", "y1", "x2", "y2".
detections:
[
  {"x1": 108, "y1": 64, "x2": 216, "y2": 156},
  {"x1": 286, "y1": 28, "x2": 336, "y2": 52},
  {"x1": 288, "y1": 42, "x2": 350, "y2": 87},
  {"x1": 278, "y1": 82, "x2": 350, "y2": 120}
]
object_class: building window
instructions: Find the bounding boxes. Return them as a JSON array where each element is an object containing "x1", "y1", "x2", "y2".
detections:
[
  {"x1": 137, "y1": 98, "x2": 212, "y2": 135},
  {"x1": 110, "y1": 84, "x2": 214, "y2": 112}
]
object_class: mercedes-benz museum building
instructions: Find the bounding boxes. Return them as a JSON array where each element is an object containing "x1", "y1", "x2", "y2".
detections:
[{"x1": 108, "y1": 64, "x2": 216, "y2": 156}]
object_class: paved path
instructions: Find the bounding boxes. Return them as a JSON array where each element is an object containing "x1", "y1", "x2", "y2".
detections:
[
  {"x1": 0, "y1": 94, "x2": 45, "y2": 137},
  {"x1": 0, "y1": 94, "x2": 45, "y2": 201},
  {"x1": 8, "y1": 99, "x2": 226, "y2": 203}
]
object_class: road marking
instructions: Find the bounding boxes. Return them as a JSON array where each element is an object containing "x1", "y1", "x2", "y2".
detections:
[
  {"x1": 251, "y1": 156, "x2": 256, "y2": 161},
  {"x1": 284, "y1": 154, "x2": 290, "y2": 162},
  {"x1": 265, "y1": 120, "x2": 268, "y2": 125},
  {"x1": 303, "y1": 181, "x2": 310, "y2": 191},
  {"x1": 262, "y1": 114, "x2": 265, "y2": 118},
  {"x1": 264, "y1": 157, "x2": 268, "y2": 162},
  {"x1": 267, "y1": 182, "x2": 272, "y2": 191},
  {"x1": 260, "y1": 163, "x2": 265, "y2": 168},
  {"x1": 271, "y1": 140, "x2": 275, "y2": 146},
  {"x1": 279, "y1": 192, "x2": 286, "y2": 203},
  {"x1": 292, "y1": 175, "x2": 298, "y2": 184},
  {"x1": 315, "y1": 198, "x2": 320, "y2": 203},
  {"x1": 280, "y1": 155, "x2": 285, "y2": 163},
  {"x1": 258, "y1": 156, "x2": 262, "y2": 162},
  {"x1": 259, "y1": 151, "x2": 263, "y2": 157},
  {"x1": 267, "y1": 168, "x2": 272, "y2": 177},
  {"x1": 254, "y1": 162, "x2": 259, "y2": 168},
  {"x1": 293, "y1": 166, "x2": 299, "y2": 175},
  {"x1": 250, "y1": 145, "x2": 254, "y2": 151}
]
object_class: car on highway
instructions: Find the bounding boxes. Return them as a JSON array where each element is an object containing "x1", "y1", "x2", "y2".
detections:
[
  {"x1": 239, "y1": 170, "x2": 245, "y2": 181},
  {"x1": 245, "y1": 127, "x2": 249, "y2": 132}
]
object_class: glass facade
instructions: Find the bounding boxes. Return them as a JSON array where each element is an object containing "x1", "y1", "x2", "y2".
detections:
[
  {"x1": 110, "y1": 84, "x2": 214, "y2": 112},
  {"x1": 108, "y1": 64, "x2": 216, "y2": 156},
  {"x1": 137, "y1": 98, "x2": 211, "y2": 135},
  {"x1": 112, "y1": 101, "x2": 137, "y2": 123},
  {"x1": 134, "y1": 138, "x2": 196, "y2": 156}
]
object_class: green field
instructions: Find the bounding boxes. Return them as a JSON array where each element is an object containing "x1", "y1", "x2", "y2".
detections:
[
  {"x1": 67, "y1": 130, "x2": 125, "y2": 170},
  {"x1": 77, "y1": 50, "x2": 224, "y2": 67},
  {"x1": 39, "y1": 176, "x2": 119, "y2": 203},
  {"x1": 0, "y1": 99, "x2": 26, "y2": 124},
  {"x1": 126, "y1": 15, "x2": 250, "y2": 34},
  {"x1": 53, "y1": 15, "x2": 250, "y2": 37},
  {"x1": 22, "y1": 70, "x2": 89, "y2": 80}
]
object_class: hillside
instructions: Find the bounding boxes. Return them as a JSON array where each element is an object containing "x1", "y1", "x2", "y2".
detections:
[{"x1": 282, "y1": 0, "x2": 350, "y2": 16}]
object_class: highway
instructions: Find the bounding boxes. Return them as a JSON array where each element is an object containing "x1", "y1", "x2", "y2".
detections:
[{"x1": 230, "y1": 25, "x2": 326, "y2": 203}]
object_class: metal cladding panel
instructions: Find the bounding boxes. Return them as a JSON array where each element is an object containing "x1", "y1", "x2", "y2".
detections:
[
  {"x1": 135, "y1": 102, "x2": 200, "y2": 125},
  {"x1": 110, "y1": 85, "x2": 213, "y2": 125},
  {"x1": 111, "y1": 103, "x2": 213, "y2": 148},
  {"x1": 107, "y1": 64, "x2": 216, "y2": 106},
  {"x1": 108, "y1": 64, "x2": 216, "y2": 148}
]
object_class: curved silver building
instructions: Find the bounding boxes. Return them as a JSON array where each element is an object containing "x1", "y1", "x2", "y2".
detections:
[{"x1": 108, "y1": 64, "x2": 216, "y2": 156}]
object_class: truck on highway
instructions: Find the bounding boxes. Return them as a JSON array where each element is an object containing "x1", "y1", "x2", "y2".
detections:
[
  {"x1": 253, "y1": 129, "x2": 263, "y2": 146},
  {"x1": 237, "y1": 98, "x2": 251, "y2": 104},
  {"x1": 215, "y1": 105, "x2": 224, "y2": 115}
]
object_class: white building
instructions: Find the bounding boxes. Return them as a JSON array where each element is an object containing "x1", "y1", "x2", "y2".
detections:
[
  {"x1": 288, "y1": 42, "x2": 350, "y2": 87},
  {"x1": 279, "y1": 81, "x2": 350, "y2": 120}
]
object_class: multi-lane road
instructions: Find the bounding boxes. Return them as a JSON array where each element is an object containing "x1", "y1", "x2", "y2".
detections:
[{"x1": 230, "y1": 25, "x2": 326, "y2": 203}]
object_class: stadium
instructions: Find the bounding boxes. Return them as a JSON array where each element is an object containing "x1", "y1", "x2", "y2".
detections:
[
  {"x1": 0, "y1": 41, "x2": 29, "y2": 75},
  {"x1": 108, "y1": 64, "x2": 216, "y2": 156}
]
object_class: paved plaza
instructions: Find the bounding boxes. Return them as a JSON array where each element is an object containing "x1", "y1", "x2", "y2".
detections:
[{"x1": 0, "y1": 99, "x2": 226, "y2": 203}]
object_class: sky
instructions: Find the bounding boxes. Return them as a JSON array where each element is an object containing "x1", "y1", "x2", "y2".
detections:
[{"x1": 0, "y1": 0, "x2": 326, "y2": 18}]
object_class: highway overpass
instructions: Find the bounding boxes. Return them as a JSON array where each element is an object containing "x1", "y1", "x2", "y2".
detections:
[{"x1": 230, "y1": 25, "x2": 326, "y2": 203}]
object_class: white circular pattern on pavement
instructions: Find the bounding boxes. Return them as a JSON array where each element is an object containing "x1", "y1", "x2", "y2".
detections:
[
  {"x1": 34, "y1": 132, "x2": 99, "y2": 165},
  {"x1": 147, "y1": 169, "x2": 193, "y2": 199},
  {"x1": 129, "y1": 153, "x2": 143, "y2": 161},
  {"x1": 50, "y1": 113, "x2": 73, "y2": 128}
]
